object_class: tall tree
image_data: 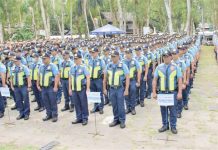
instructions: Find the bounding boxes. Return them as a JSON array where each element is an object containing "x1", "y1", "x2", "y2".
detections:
[
  {"x1": 185, "y1": 0, "x2": 191, "y2": 35},
  {"x1": 164, "y1": 0, "x2": 174, "y2": 34}
]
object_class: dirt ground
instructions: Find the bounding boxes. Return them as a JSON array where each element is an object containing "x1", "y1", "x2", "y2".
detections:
[{"x1": 0, "y1": 46, "x2": 218, "y2": 150}]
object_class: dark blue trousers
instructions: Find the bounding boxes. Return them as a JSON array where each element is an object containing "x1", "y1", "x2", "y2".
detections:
[
  {"x1": 125, "y1": 80, "x2": 136, "y2": 110},
  {"x1": 61, "y1": 79, "x2": 74, "y2": 108},
  {"x1": 32, "y1": 80, "x2": 44, "y2": 108}
]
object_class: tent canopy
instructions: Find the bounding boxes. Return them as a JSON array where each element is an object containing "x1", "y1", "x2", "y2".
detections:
[{"x1": 90, "y1": 24, "x2": 125, "y2": 35}]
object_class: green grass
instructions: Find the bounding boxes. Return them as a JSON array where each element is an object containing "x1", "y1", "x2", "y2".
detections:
[{"x1": 0, "y1": 143, "x2": 38, "y2": 150}]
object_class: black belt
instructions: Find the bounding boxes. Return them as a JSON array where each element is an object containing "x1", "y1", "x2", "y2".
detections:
[
  {"x1": 91, "y1": 78, "x2": 102, "y2": 80},
  {"x1": 61, "y1": 78, "x2": 69, "y2": 80},
  {"x1": 14, "y1": 85, "x2": 26, "y2": 88},
  {"x1": 158, "y1": 90, "x2": 176, "y2": 94},
  {"x1": 110, "y1": 86, "x2": 123, "y2": 89}
]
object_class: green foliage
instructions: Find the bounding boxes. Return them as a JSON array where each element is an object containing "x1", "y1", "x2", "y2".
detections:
[{"x1": 11, "y1": 26, "x2": 34, "y2": 41}]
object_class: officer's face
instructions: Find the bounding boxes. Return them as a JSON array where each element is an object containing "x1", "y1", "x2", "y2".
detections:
[
  {"x1": 135, "y1": 50, "x2": 141, "y2": 56},
  {"x1": 63, "y1": 54, "x2": 69, "y2": 60},
  {"x1": 125, "y1": 52, "x2": 132, "y2": 59},
  {"x1": 163, "y1": 55, "x2": 172, "y2": 64},
  {"x1": 14, "y1": 60, "x2": 20, "y2": 66},
  {"x1": 42, "y1": 57, "x2": 50, "y2": 64},
  {"x1": 74, "y1": 58, "x2": 82, "y2": 65},
  {"x1": 111, "y1": 55, "x2": 119, "y2": 63},
  {"x1": 172, "y1": 53, "x2": 179, "y2": 59},
  {"x1": 91, "y1": 52, "x2": 98, "y2": 58}
]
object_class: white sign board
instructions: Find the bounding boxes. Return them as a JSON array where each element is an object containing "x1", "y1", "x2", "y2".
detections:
[
  {"x1": 143, "y1": 27, "x2": 150, "y2": 35},
  {"x1": 0, "y1": 87, "x2": 10, "y2": 97},
  {"x1": 157, "y1": 94, "x2": 174, "y2": 106},
  {"x1": 87, "y1": 92, "x2": 101, "y2": 103}
]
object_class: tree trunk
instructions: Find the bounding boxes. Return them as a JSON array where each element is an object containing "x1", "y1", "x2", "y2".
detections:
[
  {"x1": 117, "y1": 0, "x2": 124, "y2": 30},
  {"x1": 146, "y1": 0, "x2": 151, "y2": 27},
  {"x1": 0, "y1": 22, "x2": 3, "y2": 43},
  {"x1": 164, "y1": 0, "x2": 174, "y2": 34},
  {"x1": 70, "y1": 0, "x2": 73, "y2": 36},
  {"x1": 184, "y1": 0, "x2": 191, "y2": 35},
  {"x1": 38, "y1": 0, "x2": 49, "y2": 38},
  {"x1": 4, "y1": 0, "x2": 11, "y2": 40},
  {"x1": 61, "y1": 0, "x2": 65, "y2": 40},
  {"x1": 83, "y1": 0, "x2": 89, "y2": 36},
  {"x1": 30, "y1": 7, "x2": 37, "y2": 39},
  {"x1": 51, "y1": 0, "x2": 62, "y2": 35},
  {"x1": 89, "y1": 9, "x2": 96, "y2": 29}
]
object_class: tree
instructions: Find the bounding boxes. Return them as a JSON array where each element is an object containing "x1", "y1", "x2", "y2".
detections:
[
  {"x1": 185, "y1": 0, "x2": 191, "y2": 35},
  {"x1": 164, "y1": 0, "x2": 174, "y2": 34}
]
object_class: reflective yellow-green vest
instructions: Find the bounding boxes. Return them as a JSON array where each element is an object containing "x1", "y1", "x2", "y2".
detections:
[
  {"x1": 40, "y1": 65, "x2": 54, "y2": 87},
  {"x1": 30, "y1": 64, "x2": 39, "y2": 81},
  {"x1": 71, "y1": 66, "x2": 86, "y2": 91},
  {"x1": 12, "y1": 66, "x2": 26, "y2": 86},
  {"x1": 60, "y1": 61, "x2": 71, "y2": 79},
  {"x1": 127, "y1": 60, "x2": 137, "y2": 79},
  {"x1": 157, "y1": 63, "x2": 178, "y2": 91},
  {"x1": 107, "y1": 63, "x2": 124, "y2": 86},
  {"x1": 89, "y1": 59, "x2": 102, "y2": 79}
]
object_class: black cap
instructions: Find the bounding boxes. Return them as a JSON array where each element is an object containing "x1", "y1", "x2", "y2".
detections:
[
  {"x1": 42, "y1": 52, "x2": 51, "y2": 58},
  {"x1": 103, "y1": 47, "x2": 110, "y2": 51},
  {"x1": 125, "y1": 48, "x2": 133, "y2": 53},
  {"x1": 32, "y1": 53, "x2": 39, "y2": 58},
  {"x1": 74, "y1": 52, "x2": 82, "y2": 59},
  {"x1": 111, "y1": 50, "x2": 119, "y2": 56},
  {"x1": 63, "y1": 50, "x2": 70, "y2": 55},
  {"x1": 51, "y1": 47, "x2": 58, "y2": 51},
  {"x1": 171, "y1": 48, "x2": 179, "y2": 54},
  {"x1": 162, "y1": 50, "x2": 171, "y2": 57},
  {"x1": 135, "y1": 46, "x2": 142, "y2": 51},
  {"x1": 91, "y1": 47, "x2": 99, "y2": 52},
  {"x1": 13, "y1": 56, "x2": 22, "y2": 61}
]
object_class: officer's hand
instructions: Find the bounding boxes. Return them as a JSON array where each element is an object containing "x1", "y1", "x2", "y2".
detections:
[
  {"x1": 86, "y1": 88, "x2": 90, "y2": 93},
  {"x1": 182, "y1": 84, "x2": 186, "y2": 89},
  {"x1": 103, "y1": 89, "x2": 107, "y2": 95},
  {"x1": 27, "y1": 87, "x2": 31, "y2": 92},
  {"x1": 37, "y1": 86, "x2": 41, "y2": 91},
  {"x1": 11, "y1": 87, "x2": 14, "y2": 91},
  {"x1": 143, "y1": 76, "x2": 147, "y2": 81},
  {"x1": 124, "y1": 90, "x2": 128, "y2": 96},
  {"x1": 69, "y1": 90, "x2": 72, "y2": 96},
  {"x1": 53, "y1": 87, "x2": 58, "y2": 92},
  {"x1": 153, "y1": 92, "x2": 157, "y2": 100},
  {"x1": 136, "y1": 82, "x2": 140, "y2": 87},
  {"x1": 177, "y1": 92, "x2": 182, "y2": 100},
  {"x1": 190, "y1": 73, "x2": 194, "y2": 78}
]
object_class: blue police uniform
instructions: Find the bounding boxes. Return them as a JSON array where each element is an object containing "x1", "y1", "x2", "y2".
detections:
[
  {"x1": 0, "y1": 63, "x2": 6, "y2": 117},
  {"x1": 135, "y1": 54, "x2": 148, "y2": 105},
  {"x1": 39, "y1": 63, "x2": 59, "y2": 119},
  {"x1": 70, "y1": 64, "x2": 90, "y2": 122},
  {"x1": 88, "y1": 56, "x2": 105, "y2": 112},
  {"x1": 60, "y1": 59, "x2": 74, "y2": 110},
  {"x1": 105, "y1": 61, "x2": 129, "y2": 124},
  {"x1": 123, "y1": 58, "x2": 140, "y2": 113},
  {"x1": 102, "y1": 55, "x2": 111, "y2": 105},
  {"x1": 29, "y1": 60, "x2": 44, "y2": 110},
  {"x1": 144, "y1": 51, "x2": 155, "y2": 98},
  {"x1": 154, "y1": 63, "x2": 182, "y2": 129},
  {"x1": 11, "y1": 64, "x2": 30, "y2": 118},
  {"x1": 51, "y1": 55, "x2": 63, "y2": 103},
  {"x1": 172, "y1": 58, "x2": 186, "y2": 117}
]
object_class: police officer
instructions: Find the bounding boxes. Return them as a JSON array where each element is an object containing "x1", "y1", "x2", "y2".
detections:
[
  {"x1": 152, "y1": 50, "x2": 182, "y2": 134},
  {"x1": 171, "y1": 48, "x2": 187, "y2": 118},
  {"x1": 70, "y1": 52, "x2": 90, "y2": 126},
  {"x1": 123, "y1": 48, "x2": 141, "y2": 115},
  {"x1": 102, "y1": 47, "x2": 111, "y2": 105},
  {"x1": 103, "y1": 50, "x2": 129, "y2": 129},
  {"x1": 0, "y1": 59, "x2": 6, "y2": 118},
  {"x1": 60, "y1": 50, "x2": 74, "y2": 112},
  {"x1": 89, "y1": 47, "x2": 105, "y2": 114},
  {"x1": 144, "y1": 45, "x2": 155, "y2": 99},
  {"x1": 10, "y1": 56, "x2": 31, "y2": 120},
  {"x1": 135, "y1": 46, "x2": 148, "y2": 107},
  {"x1": 51, "y1": 47, "x2": 62, "y2": 104},
  {"x1": 37, "y1": 52, "x2": 59, "y2": 122},
  {"x1": 29, "y1": 53, "x2": 44, "y2": 112}
]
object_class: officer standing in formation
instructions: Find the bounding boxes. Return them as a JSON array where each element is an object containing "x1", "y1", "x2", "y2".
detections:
[
  {"x1": 70, "y1": 52, "x2": 90, "y2": 126},
  {"x1": 152, "y1": 50, "x2": 183, "y2": 134},
  {"x1": 37, "y1": 52, "x2": 59, "y2": 122},
  {"x1": 123, "y1": 48, "x2": 141, "y2": 115},
  {"x1": 60, "y1": 51, "x2": 74, "y2": 112},
  {"x1": 10, "y1": 56, "x2": 31, "y2": 120},
  {"x1": 103, "y1": 50, "x2": 129, "y2": 128},
  {"x1": 0, "y1": 58, "x2": 6, "y2": 118}
]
